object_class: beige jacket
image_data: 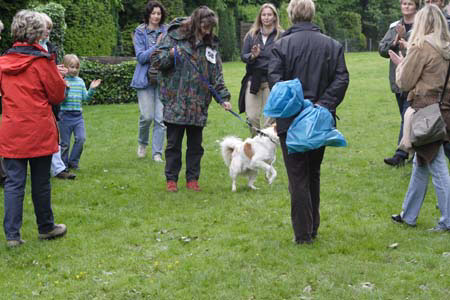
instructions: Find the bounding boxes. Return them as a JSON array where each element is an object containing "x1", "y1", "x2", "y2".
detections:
[{"x1": 395, "y1": 37, "x2": 450, "y2": 164}]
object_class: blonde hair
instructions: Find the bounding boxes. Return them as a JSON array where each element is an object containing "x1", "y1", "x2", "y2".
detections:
[
  {"x1": 409, "y1": 4, "x2": 450, "y2": 50},
  {"x1": 63, "y1": 54, "x2": 81, "y2": 75},
  {"x1": 287, "y1": 0, "x2": 316, "y2": 23},
  {"x1": 246, "y1": 3, "x2": 283, "y2": 40},
  {"x1": 11, "y1": 10, "x2": 46, "y2": 44}
]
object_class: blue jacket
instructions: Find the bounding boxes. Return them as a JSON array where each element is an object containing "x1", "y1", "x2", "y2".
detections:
[{"x1": 130, "y1": 23, "x2": 167, "y2": 89}]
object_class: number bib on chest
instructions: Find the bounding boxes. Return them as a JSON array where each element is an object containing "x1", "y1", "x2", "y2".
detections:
[{"x1": 205, "y1": 47, "x2": 217, "y2": 64}]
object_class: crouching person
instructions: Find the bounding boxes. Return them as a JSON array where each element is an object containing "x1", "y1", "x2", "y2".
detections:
[{"x1": 0, "y1": 11, "x2": 68, "y2": 247}]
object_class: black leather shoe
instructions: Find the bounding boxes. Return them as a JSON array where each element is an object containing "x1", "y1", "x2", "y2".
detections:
[
  {"x1": 384, "y1": 155, "x2": 406, "y2": 167},
  {"x1": 55, "y1": 171, "x2": 76, "y2": 180}
]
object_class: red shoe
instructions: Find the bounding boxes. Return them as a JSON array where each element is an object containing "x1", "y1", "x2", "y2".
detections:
[
  {"x1": 186, "y1": 180, "x2": 201, "y2": 191},
  {"x1": 166, "y1": 181, "x2": 178, "y2": 192}
]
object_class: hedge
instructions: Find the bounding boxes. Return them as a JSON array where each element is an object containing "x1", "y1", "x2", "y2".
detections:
[{"x1": 79, "y1": 59, "x2": 137, "y2": 105}]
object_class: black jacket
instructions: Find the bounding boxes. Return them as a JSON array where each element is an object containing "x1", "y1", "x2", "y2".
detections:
[
  {"x1": 238, "y1": 29, "x2": 279, "y2": 113},
  {"x1": 268, "y1": 22, "x2": 349, "y2": 134}
]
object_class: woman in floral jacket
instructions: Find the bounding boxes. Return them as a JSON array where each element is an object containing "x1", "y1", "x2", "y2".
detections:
[{"x1": 151, "y1": 6, "x2": 232, "y2": 192}]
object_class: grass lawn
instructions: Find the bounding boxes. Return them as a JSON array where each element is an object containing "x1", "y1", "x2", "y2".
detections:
[{"x1": 1, "y1": 52, "x2": 449, "y2": 299}]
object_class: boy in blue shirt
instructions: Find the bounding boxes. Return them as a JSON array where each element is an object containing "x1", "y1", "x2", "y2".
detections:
[{"x1": 60, "y1": 54, "x2": 101, "y2": 170}]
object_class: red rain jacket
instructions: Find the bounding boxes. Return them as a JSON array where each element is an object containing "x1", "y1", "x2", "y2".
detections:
[{"x1": 0, "y1": 43, "x2": 66, "y2": 158}]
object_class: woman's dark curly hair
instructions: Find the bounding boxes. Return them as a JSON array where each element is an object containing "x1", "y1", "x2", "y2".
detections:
[
  {"x1": 144, "y1": 1, "x2": 166, "y2": 25},
  {"x1": 180, "y1": 6, "x2": 218, "y2": 46}
]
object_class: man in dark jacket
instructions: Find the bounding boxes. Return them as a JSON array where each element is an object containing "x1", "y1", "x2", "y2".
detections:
[{"x1": 268, "y1": 0, "x2": 349, "y2": 244}]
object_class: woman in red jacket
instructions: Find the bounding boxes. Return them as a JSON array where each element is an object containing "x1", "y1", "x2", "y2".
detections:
[{"x1": 0, "y1": 10, "x2": 68, "y2": 247}]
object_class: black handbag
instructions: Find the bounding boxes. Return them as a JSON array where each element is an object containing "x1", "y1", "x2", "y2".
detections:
[{"x1": 410, "y1": 64, "x2": 450, "y2": 147}]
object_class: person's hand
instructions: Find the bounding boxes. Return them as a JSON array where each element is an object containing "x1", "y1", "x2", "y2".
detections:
[
  {"x1": 398, "y1": 38, "x2": 408, "y2": 50},
  {"x1": 156, "y1": 33, "x2": 164, "y2": 44},
  {"x1": 221, "y1": 101, "x2": 232, "y2": 111},
  {"x1": 250, "y1": 44, "x2": 260, "y2": 59},
  {"x1": 169, "y1": 46, "x2": 178, "y2": 57},
  {"x1": 395, "y1": 23, "x2": 406, "y2": 39},
  {"x1": 57, "y1": 64, "x2": 68, "y2": 76},
  {"x1": 90, "y1": 79, "x2": 102, "y2": 89},
  {"x1": 388, "y1": 50, "x2": 404, "y2": 65}
]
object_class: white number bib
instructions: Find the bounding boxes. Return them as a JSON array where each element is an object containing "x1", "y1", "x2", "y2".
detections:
[{"x1": 205, "y1": 47, "x2": 217, "y2": 64}]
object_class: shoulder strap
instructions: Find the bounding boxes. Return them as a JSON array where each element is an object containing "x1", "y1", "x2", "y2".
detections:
[{"x1": 441, "y1": 63, "x2": 450, "y2": 105}]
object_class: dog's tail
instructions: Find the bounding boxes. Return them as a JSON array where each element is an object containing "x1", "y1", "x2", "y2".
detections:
[{"x1": 220, "y1": 136, "x2": 242, "y2": 166}]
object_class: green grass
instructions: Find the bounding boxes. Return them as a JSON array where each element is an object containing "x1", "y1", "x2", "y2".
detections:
[{"x1": 1, "y1": 52, "x2": 449, "y2": 299}]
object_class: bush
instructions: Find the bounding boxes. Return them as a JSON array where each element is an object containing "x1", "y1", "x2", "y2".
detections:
[
  {"x1": 79, "y1": 59, "x2": 137, "y2": 105},
  {"x1": 218, "y1": 8, "x2": 237, "y2": 62}
]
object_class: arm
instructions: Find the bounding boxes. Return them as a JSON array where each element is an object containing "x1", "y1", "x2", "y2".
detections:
[
  {"x1": 395, "y1": 45, "x2": 425, "y2": 92},
  {"x1": 80, "y1": 78, "x2": 95, "y2": 102},
  {"x1": 268, "y1": 43, "x2": 285, "y2": 89},
  {"x1": 241, "y1": 34, "x2": 255, "y2": 64},
  {"x1": 133, "y1": 29, "x2": 158, "y2": 65},
  {"x1": 37, "y1": 59, "x2": 67, "y2": 105},
  {"x1": 211, "y1": 52, "x2": 231, "y2": 104},
  {"x1": 316, "y1": 45, "x2": 350, "y2": 112},
  {"x1": 378, "y1": 25, "x2": 399, "y2": 58},
  {"x1": 150, "y1": 33, "x2": 175, "y2": 71}
]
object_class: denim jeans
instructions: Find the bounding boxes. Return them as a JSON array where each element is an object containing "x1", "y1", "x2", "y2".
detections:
[
  {"x1": 401, "y1": 146, "x2": 450, "y2": 229},
  {"x1": 50, "y1": 146, "x2": 66, "y2": 177},
  {"x1": 59, "y1": 111, "x2": 86, "y2": 169},
  {"x1": 3, "y1": 156, "x2": 55, "y2": 240},
  {"x1": 137, "y1": 86, "x2": 165, "y2": 157}
]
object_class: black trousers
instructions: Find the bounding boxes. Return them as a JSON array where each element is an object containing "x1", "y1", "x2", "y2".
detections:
[
  {"x1": 165, "y1": 123, "x2": 204, "y2": 182},
  {"x1": 279, "y1": 133, "x2": 325, "y2": 242},
  {"x1": 3, "y1": 155, "x2": 54, "y2": 240}
]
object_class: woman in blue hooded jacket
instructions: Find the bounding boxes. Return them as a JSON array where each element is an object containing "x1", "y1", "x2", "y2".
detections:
[{"x1": 130, "y1": 1, "x2": 167, "y2": 162}]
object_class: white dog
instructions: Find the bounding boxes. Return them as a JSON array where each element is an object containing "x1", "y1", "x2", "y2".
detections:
[{"x1": 220, "y1": 125, "x2": 279, "y2": 192}]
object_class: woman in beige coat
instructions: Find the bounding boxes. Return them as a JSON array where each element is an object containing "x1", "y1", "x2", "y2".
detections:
[{"x1": 389, "y1": 4, "x2": 450, "y2": 232}]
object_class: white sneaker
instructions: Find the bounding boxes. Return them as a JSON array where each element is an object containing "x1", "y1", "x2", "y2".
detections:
[
  {"x1": 137, "y1": 145, "x2": 147, "y2": 158},
  {"x1": 153, "y1": 154, "x2": 164, "y2": 163}
]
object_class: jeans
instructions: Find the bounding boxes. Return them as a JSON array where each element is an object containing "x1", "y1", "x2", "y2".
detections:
[
  {"x1": 279, "y1": 133, "x2": 325, "y2": 242},
  {"x1": 59, "y1": 111, "x2": 86, "y2": 169},
  {"x1": 50, "y1": 146, "x2": 66, "y2": 177},
  {"x1": 137, "y1": 86, "x2": 165, "y2": 157},
  {"x1": 395, "y1": 92, "x2": 409, "y2": 158},
  {"x1": 3, "y1": 156, "x2": 55, "y2": 240},
  {"x1": 401, "y1": 146, "x2": 450, "y2": 229},
  {"x1": 165, "y1": 123, "x2": 204, "y2": 182}
]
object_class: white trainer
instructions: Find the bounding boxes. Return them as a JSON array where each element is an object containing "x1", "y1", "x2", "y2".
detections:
[
  {"x1": 153, "y1": 154, "x2": 164, "y2": 163},
  {"x1": 137, "y1": 145, "x2": 147, "y2": 158}
]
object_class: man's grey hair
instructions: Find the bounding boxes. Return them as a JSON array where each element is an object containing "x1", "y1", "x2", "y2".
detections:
[
  {"x1": 287, "y1": 0, "x2": 316, "y2": 23},
  {"x1": 11, "y1": 10, "x2": 45, "y2": 44}
]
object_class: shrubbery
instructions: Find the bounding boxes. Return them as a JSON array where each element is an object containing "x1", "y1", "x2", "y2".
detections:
[{"x1": 80, "y1": 59, "x2": 137, "y2": 105}]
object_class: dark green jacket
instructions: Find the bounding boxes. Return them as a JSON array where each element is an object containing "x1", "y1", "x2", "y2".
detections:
[{"x1": 151, "y1": 18, "x2": 230, "y2": 127}]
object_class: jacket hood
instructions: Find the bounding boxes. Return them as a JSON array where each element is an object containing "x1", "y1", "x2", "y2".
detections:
[
  {"x1": 424, "y1": 35, "x2": 450, "y2": 60},
  {"x1": 0, "y1": 43, "x2": 49, "y2": 75},
  {"x1": 282, "y1": 22, "x2": 320, "y2": 38},
  {"x1": 166, "y1": 17, "x2": 219, "y2": 45}
]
